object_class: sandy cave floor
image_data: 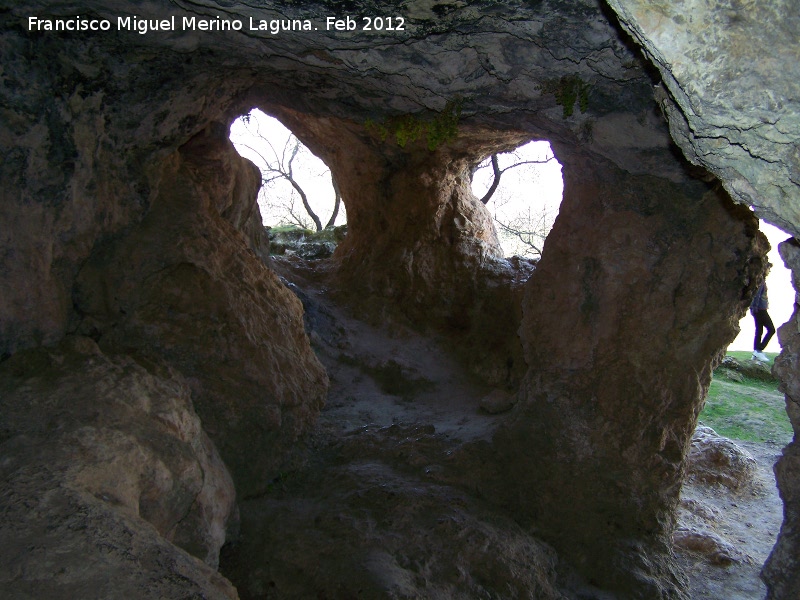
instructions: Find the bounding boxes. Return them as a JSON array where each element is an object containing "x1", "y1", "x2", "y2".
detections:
[
  {"x1": 676, "y1": 440, "x2": 784, "y2": 600},
  {"x1": 265, "y1": 255, "x2": 785, "y2": 600}
]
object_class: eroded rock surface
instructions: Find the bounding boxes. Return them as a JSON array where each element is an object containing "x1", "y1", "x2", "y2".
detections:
[
  {"x1": 71, "y1": 125, "x2": 328, "y2": 498},
  {"x1": 222, "y1": 429, "x2": 565, "y2": 600},
  {"x1": 0, "y1": 336, "x2": 238, "y2": 598},
  {"x1": 1, "y1": 0, "x2": 798, "y2": 597},
  {"x1": 606, "y1": 0, "x2": 800, "y2": 236},
  {"x1": 686, "y1": 426, "x2": 758, "y2": 491},
  {"x1": 493, "y1": 163, "x2": 766, "y2": 597},
  {"x1": 765, "y1": 240, "x2": 800, "y2": 599}
]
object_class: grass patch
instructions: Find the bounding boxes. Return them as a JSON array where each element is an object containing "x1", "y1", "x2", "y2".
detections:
[
  {"x1": 269, "y1": 224, "x2": 314, "y2": 235},
  {"x1": 726, "y1": 350, "x2": 773, "y2": 365},
  {"x1": 700, "y1": 352, "x2": 792, "y2": 444}
]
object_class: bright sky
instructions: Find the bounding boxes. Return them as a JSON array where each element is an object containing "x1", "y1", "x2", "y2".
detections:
[
  {"x1": 471, "y1": 141, "x2": 564, "y2": 257},
  {"x1": 229, "y1": 109, "x2": 346, "y2": 228}
]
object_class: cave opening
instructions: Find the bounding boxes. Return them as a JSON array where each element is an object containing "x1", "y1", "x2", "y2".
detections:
[
  {"x1": 229, "y1": 108, "x2": 346, "y2": 237},
  {"x1": 219, "y1": 104, "x2": 788, "y2": 599},
  {"x1": 2, "y1": 0, "x2": 799, "y2": 595},
  {"x1": 470, "y1": 140, "x2": 564, "y2": 260}
]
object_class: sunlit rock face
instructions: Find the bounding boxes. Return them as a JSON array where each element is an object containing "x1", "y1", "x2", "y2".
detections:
[
  {"x1": 0, "y1": 0, "x2": 797, "y2": 597},
  {"x1": 606, "y1": 0, "x2": 800, "y2": 234}
]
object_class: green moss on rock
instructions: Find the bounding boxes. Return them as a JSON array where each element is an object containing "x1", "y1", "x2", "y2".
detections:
[
  {"x1": 365, "y1": 98, "x2": 462, "y2": 150},
  {"x1": 541, "y1": 75, "x2": 591, "y2": 118}
]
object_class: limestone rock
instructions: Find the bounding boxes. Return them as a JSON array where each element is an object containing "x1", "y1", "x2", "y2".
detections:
[
  {"x1": 686, "y1": 426, "x2": 757, "y2": 491},
  {"x1": 763, "y1": 239, "x2": 800, "y2": 600},
  {"x1": 0, "y1": 336, "x2": 238, "y2": 596},
  {"x1": 72, "y1": 125, "x2": 329, "y2": 497},
  {"x1": 479, "y1": 388, "x2": 516, "y2": 414},
  {"x1": 492, "y1": 165, "x2": 765, "y2": 598},
  {"x1": 1, "y1": 0, "x2": 798, "y2": 597},
  {"x1": 606, "y1": 0, "x2": 800, "y2": 236},
  {"x1": 0, "y1": 482, "x2": 239, "y2": 600}
]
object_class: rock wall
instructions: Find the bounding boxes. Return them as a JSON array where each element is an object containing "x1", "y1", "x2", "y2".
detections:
[
  {"x1": 1, "y1": 0, "x2": 799, "y2": 597},
  {"x1": 0, "y1": 8, "x2": 328, "y2": 587},
  {"x1": 72, "y1": 124, "x2": 328, "y2": 497},
  {"x1": 765, "y1": 240, "x2": 800, "y2": 599},
  {"x1": 0, "y1": 337, "x2": 238, "y2": 598},
  {"x1": 0, "y1": 17, "x2": 257, "y2": 358},
  {"x1": 493, "y1": 151, "x2": 767, "y2": 597},
  {"x1": 605, "y1": 2, "x2": 800, "y2": 594}
]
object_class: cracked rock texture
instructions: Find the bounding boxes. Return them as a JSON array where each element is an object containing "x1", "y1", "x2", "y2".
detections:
[
  {"x1": 0, "y1": 0, "x2": 799, "y2": 597},
  {"x1": 606, "y1": 0, "x2": 800, "y2": 235}
]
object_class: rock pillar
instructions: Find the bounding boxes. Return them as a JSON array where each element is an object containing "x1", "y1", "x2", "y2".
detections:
[
  {"x1": 270, "y1": 107, "x2": 529, "y2": 383},
  {"x1": 272, "y1": 108, "x2": 503, "y2": 314},
  {"x1": 764, "y1": 239, "x2": 800, "y2": 599},
  {"x1": 494, "y1": 151, "x2": 767, "y2": 597},
  {"x1": 73, "y1": 124, "x2": 328, "y2": 497}
]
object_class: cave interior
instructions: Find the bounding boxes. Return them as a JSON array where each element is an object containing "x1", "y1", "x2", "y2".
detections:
[{"x1": 1, "y1": 1, "x2": 799, "y2": 599}]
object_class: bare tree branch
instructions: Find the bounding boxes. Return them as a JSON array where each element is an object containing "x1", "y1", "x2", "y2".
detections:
[
  {"x1": 492, "y1": 204, "x2": 554, "y2": 259},
  {"x1": 326, "y1": 176, "x2": 342, "y2": 229},
  {"x1": 475, "y1": 152, "x2": 555, "y2": 205},
  {"x1": 237, "y1": 117, "x2": 338, "y2": 232},
  {"x1": 479, "y1": 154, "x2": 502, "y2": 204}
]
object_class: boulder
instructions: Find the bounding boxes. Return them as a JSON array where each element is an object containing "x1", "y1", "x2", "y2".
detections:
[
  {"x1": 71, "y1": 125, "x2": 329, "y2": 498},
  {"x1": 718, "y1": 355, "x2": 776, "y2": 382},
  {"x1": 0, "y1": 336, "x2": 238, "y2": 596},
  {"x1": 686, "y1": 426, "x2": 758, "y2": 491}
]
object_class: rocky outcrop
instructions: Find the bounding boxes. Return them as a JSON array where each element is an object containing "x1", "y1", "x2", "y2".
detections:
[
  {"x1": 686, "y1": 426, "x2": 758, "y2": 491},
  {"x1": 493, "y1": 159, "x2": 767, "y2": 597},
  {"x1": 0, "y1": 336, "x2": 237, "y2": 598},
  {"x1": 765, "y1": 239, "x2": 800, "y2": 599},
  {"x1": 617, "y1": 2, "x2": 800, "y2": 580},
  {"x1": 270, "y1": 108, "x2": 532, "y2": 386},
  {"x1": 606, "y1": 0, "x2": 800, "y2": 237},
  {"x1": 72, "y1": 124, "x2": 328, "y2": 497}
]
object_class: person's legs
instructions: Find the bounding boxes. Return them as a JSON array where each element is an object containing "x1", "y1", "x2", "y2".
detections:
[
  {"x1": 753, "y1": 311, "x2": 764, "y2": 351},
  {"x1": 757, "y1": 309, "x2": 775, "y2": 351}
]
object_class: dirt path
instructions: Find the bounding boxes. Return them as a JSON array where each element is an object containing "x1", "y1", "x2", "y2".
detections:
[
  {"x1": 253, "y1": 256, "x2": 785, "y2": 599},
  {"x1": 276, "y1": 256, "x2": 505, "y2": 444},
  {"x1": 677, "y1": 440, "x2": 785, "y2": 600}
]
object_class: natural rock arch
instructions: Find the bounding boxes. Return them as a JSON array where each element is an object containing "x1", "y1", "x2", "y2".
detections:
[
  {"x1": 260, "y1": 103, "x2": 766, "y2": 597},
  {"x1": 1, "y1": 1, "x2": 798, "y2": 598}
]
